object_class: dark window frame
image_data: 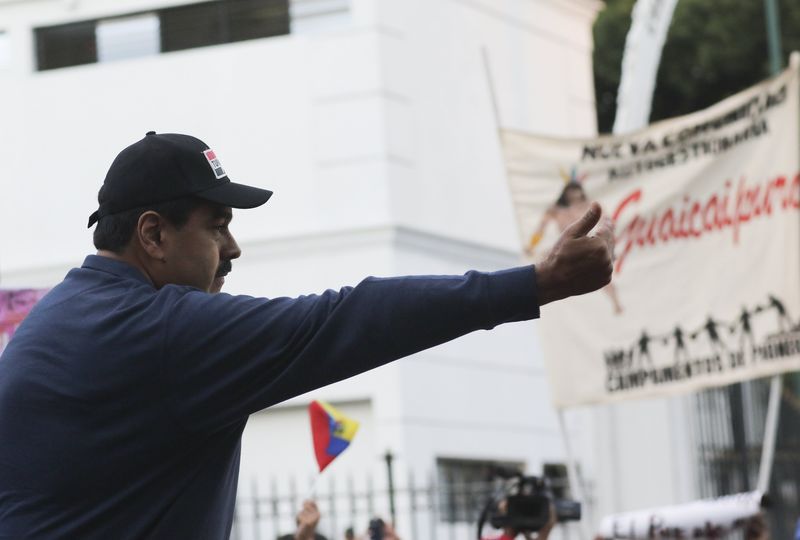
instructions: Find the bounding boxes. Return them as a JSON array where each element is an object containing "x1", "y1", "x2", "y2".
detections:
[
  {"x1": 436, "y1": 457, "x2": 525, "y2": 524},
  {"x1": 35, "y1": 19, "x2": 98, "y2": 71}
]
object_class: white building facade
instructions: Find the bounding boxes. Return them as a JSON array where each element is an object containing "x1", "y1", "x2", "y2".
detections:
[{"x1": 0, "y1": 0, "x2": 698, "y2": 538}]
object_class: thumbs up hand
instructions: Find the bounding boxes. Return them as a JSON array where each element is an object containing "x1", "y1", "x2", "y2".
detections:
[{"x1": 534, "y1": 202, "x2": 614, "y2": 306}]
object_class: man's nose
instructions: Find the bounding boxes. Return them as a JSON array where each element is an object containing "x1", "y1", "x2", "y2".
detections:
[{"x1": 224, "y1": 234, "x2": 242, "y2": 261}]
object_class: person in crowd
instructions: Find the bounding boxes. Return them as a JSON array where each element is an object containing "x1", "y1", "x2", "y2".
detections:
[
  {"x1": 361, "y1": 518, "x2": 401, "y2": 540},
  {"x1": 277, "y1": 500, "x2": 328, "y2": 540}
]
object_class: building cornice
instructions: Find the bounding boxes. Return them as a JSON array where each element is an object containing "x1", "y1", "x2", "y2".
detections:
[
  {"x1": 237, "y1": 225, "x2": 520, "y2": 269},
  {"x1": 0, "y1": 225, "x2": 522, "y2": 287}
]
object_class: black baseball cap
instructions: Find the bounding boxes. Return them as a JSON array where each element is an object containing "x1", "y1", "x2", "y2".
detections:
[{"x1": 87, "y1": 131, "x2": 272, "y2": 227}]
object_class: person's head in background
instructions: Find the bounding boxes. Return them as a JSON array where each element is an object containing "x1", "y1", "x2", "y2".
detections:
[
  {"x1": 555, "y1": 182, "x2": 587, "y2": 208},
  {"x1": 366, "y1": 518, "x2": 401, "y2": 540}
]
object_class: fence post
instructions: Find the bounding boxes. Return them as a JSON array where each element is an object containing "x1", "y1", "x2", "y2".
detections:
[
  {"x1": 384, "y1": 451, "x2": 397, "y2": 525},
  {"x1": 408, "y1": 471, "x2": 418, "y2": 540},
  {"x1": 347, "y1": 474, "x2": 357, "y2": 532},
  {"x1": 270, "y1": 477, "x2": 280, "y2": 540},
  {"x1": 289, "y1": 475, "x2": 297, "y2": 519},
  {"x1": 231, "y1": 499, "x2": 241, "y2": 540},
  {"x1": 367, "y1": 473, "x2": 375, "y2": 519},
  {"x1": 252, "y1": 478, "x2": 261, "y2": 540},
  {"x1": 329, "y1": 475, "x2": 337, "y2": 539},
  {"x1": 428, "y1": 472, "x2": 438, "y2": 540},
  {"x1": 447, "y1": 471, "x2": 456, "y2": 540}
]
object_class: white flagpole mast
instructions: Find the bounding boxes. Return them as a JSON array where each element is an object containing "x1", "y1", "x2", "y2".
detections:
[
  {"x1": 480, "y1": 46, "x2": 590, "y2": 540},
  {"x1": 480, "y1": 47, "x2": 501, "y2": 130},
  {"x1": 557, "y1": 409, "x2": 593, "y2": 540},
  {"x1": 756, "y1": 375, "x2": 781, "y2": 493},
  {"x1": 755, "y1": 18, "x2": 794, "y2": 496},
  {"x1": 480, "y1": 47, "x2": 533, "y2": 263},
  {"x1": 307, "y1": 473, "x2": 321, "y2": 500}
]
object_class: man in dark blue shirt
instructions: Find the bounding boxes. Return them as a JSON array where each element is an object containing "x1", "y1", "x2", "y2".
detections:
[{"x1": 0, "y1": 132, "x2": 613, "y2": 539}]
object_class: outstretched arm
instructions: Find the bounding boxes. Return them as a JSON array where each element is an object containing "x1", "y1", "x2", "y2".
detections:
[{"x1": 161, "y1": 204, "x2": 613, "y2": 433}]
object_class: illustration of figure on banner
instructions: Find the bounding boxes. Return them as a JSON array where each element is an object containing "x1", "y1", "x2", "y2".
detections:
[
  {"x1": 692, "y1": 316, "x2": 728, "y2": 354},
  {"x1": 731, "y1": 306, "x2": 756, "y2": 360},
  {"x1": 670, "y1": 326, "x2": 689, "y2": 364},
  {"x1": 524, "y1": 168, "x2": 624, "y2": 315},
  {"x1": 636, "y1": 330, "x2": 653, "y2": 367},
  {"x1": 603, "y1": 292, "x2": 800, "y2": 395},
  {"x1": 767, "y1": 294, "x2": 794, "y2": 331}
]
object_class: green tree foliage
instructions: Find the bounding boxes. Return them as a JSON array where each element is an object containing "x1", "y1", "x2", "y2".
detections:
[{"x1": 593, "y1": 0, "x2": 800, "y2": 133}]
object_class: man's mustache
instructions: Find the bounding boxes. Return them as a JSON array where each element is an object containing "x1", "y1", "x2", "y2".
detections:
[{"x1": 216, "y1": 260, "x2": 232, "y2": 278}]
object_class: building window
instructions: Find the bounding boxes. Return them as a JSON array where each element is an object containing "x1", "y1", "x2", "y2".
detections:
[
  {"x1": 34, "y1": 0, "x2": 290, "y2": 71},
  {"x1": 0, "y1": 32, "x2": 9, "y2": 69},
  {"x1": 161, "y1": 0, "x2": 288, "y2": 53},
  {"x1": 96, "y1": 14, "x2": 160, "y2": 63},
  {"x1": 159, "y1": 1, "x2": 226, "y2": 53},
  {"x1": 436, "y1": 458, "x2": 524, "y2": 523},
  {"x1": 227, "y1": 0, "x2": 290, "y2": 43},
  {"x1": 35, "y1": 20, "x2": 97, "y2": 71}
]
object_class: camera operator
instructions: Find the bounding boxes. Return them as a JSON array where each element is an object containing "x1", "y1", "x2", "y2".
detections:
[{"x1": 481, "y1": 499, "x2": 556, "y2": 540}]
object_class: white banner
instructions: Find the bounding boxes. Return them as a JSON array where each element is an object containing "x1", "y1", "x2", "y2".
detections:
[
  {"x1": 598, "y1": 491, "x2": 765, "y2": 539},
  {"x1": 502, "y1": 62, "x2": 800, "y2": 407},
  {"x1": 614, "y1": 0, "x2": 679, "y2": 133}
]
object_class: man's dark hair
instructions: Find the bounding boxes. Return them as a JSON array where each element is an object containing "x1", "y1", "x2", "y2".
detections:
[{"x1": 92, "y1": 189, "x2": 202, "y2": 253}]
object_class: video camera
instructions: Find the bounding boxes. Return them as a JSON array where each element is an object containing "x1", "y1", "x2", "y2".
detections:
[{"x1": 477, "y1": 465, "x2": 581, "y2": 538}]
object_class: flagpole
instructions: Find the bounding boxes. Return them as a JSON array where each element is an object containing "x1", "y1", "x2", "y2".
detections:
[
  {"x1": 756, "y1": 375, "x2": 781, "y2": 492},
  {"x1": 764, "y1": 0, "x2": 783, "y2": 76},
  {"x1": 307, "y1": 473, "x2": 321, "y2": 500},
  {"x1": 482, "y1": 46, "x2": 590, "y2": 539},
  {"x1": 480, "y1": 46, "x2": 533, "y2": 264},
  {"x1": 480, "y1": 46, "x2": 501, "y2": 130},
  {"x1": 557, "y1": 409, "x2": 591, "y2": 540},
  {"x1": 755, "y1": 9, "x2": 789, "y2": 495}
]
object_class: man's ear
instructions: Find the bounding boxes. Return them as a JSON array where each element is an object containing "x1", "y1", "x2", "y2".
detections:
[{"x1": 136, "y1": 211, "x2": 166, "y2": 262}]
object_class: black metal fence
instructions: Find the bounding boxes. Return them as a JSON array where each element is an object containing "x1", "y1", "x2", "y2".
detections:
[{"x1": 231, "y1": 474, "x2": 503, "y2": 540}]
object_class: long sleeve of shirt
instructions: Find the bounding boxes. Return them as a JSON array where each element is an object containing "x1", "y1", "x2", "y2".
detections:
[{"x1": 162, "y1": 266, "x2": 540, "y2": 432}]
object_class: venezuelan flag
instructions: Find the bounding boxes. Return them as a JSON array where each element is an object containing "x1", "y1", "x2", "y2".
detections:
[{"x1": 309, "y1": 400, "x2": 360, "y2": 472}]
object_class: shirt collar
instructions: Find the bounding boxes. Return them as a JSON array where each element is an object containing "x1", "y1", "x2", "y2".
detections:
[{"x1": 81, "y1": 255, "x2": 153, "y2": 286}]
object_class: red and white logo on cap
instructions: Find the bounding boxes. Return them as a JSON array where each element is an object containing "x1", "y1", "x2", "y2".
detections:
[{"x1": 203, "y1": 149, "x2": 226, "y2": 180}]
